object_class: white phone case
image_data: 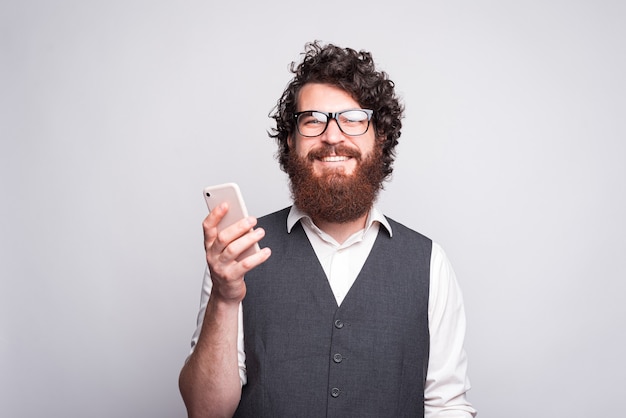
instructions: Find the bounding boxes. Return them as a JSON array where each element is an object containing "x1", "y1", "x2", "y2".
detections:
[{"x1": 203, "y1": 183, "x2": 260, "y2": 260}]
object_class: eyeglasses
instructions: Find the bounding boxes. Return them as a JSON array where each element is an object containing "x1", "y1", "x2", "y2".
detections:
[{"x1": 293, "y1": 109, "x2": 374, "y2": 137}]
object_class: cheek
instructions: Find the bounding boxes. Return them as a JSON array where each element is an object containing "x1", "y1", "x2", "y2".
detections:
[
  {"x1": 353, "y1": 141, "x2": 374, "y2": 158},
  {"x1": 361, "y1": 135, "x2": 381, "y2": 155},
  {"x1": 294, "y1": 140, "x2": 315, "y2": 157}
]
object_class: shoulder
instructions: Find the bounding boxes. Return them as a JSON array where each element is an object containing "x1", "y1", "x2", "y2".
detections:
[
  {"x1": 384, "y1": 215, "x2": 432, "y2": 246},
  {"x1": 258, "y1": 206, "x2": 291, "y2": 224},
  {"x1": 256, "y1": 207, "x2": 294, "y2": 245}
]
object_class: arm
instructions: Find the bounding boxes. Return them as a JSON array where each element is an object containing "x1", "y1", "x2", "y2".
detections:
[
  {"x1": 425, "y1": 243, "x2": 477, "y2": 418},
  {"x1": 179, "y1": 203, "x2": 271, "y2": 418}
]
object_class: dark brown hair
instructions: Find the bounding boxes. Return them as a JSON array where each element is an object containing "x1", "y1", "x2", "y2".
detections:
[{"x1": 269, "y1": 41, "x2": 404, "y2": 181}]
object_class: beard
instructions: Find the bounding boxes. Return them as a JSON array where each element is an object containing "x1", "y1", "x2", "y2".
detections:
[{"x1": 285, "y1": 144, "x2": 387, "y2": 224}]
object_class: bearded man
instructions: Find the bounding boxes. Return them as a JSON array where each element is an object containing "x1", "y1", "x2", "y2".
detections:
[{"x1": 179, "y1": 42, "x2": 477, "y2": 418}]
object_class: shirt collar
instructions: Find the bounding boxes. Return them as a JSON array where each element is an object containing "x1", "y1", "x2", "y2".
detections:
[{"x1": 286, "y1": 205, "x2": 393, "y2": 237}]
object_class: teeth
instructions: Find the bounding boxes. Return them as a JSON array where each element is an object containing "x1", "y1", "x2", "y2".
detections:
[{"x1": 321, "y1": 156, "x2": 349, "y2": 162}]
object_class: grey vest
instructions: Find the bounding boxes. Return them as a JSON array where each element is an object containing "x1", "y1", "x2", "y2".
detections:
[{"x1": 234, "y1": 207, "x2": 431, "y2": 418}]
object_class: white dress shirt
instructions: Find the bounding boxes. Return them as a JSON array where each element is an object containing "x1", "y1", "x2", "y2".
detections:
[{"x1": 190, "y1": 206, "x2": 477, "y2": 417}]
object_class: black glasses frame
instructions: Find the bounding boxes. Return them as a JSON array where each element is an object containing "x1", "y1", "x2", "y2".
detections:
[{"x1": 293, "y1": 109, "x2": 374, "y2": 137}]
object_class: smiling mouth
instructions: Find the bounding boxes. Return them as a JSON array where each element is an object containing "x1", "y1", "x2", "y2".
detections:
[
  {"x1": 308, "y1": 145, "x2": 361, "y2": 163},
  {"x1": 320, "y1": 155, "x2": 350, "y2": 162}
]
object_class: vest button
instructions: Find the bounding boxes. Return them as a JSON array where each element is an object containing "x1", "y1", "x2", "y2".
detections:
[
  {"x1": 334, "y1": 319, "x2": 344, "y2": 329},
  {"x1": 333, "y1": 353, "x2": 343, "y2": 363},
  {"x1": 331, "y1": 387, "x2": 340, "y2": 398}
]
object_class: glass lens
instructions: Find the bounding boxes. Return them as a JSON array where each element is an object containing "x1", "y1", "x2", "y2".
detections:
[
  {"x1": 297, "y1": 111, "x2": 328, "y2": 137},
  {"x1": 338, "y1": 110, "x2": 369, "y2": 135}
]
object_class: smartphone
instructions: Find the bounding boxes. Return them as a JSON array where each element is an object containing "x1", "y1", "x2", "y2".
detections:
[{"x1": 203, "y1": 183, "x2": 260, "y2": 260}]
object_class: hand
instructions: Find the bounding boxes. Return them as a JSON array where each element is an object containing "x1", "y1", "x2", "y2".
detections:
[{"x1": 203, "y1": 202, "x2": 271, "y2": 303}]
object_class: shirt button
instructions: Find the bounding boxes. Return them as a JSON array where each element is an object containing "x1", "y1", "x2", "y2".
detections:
[
  {"x1": 331, "y1": 387, "x2": 340, "y2": 398},
  {"x1": 334, "y1": 319, "x2": 344, "y2": 329},
  {"x1": 333, "y1": 353, "x2": 343, "y2": 363}
]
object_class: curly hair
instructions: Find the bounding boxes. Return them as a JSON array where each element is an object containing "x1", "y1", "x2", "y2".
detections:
[{"x1": 269, "y1": 41, "x2": 404, "y2": 181}]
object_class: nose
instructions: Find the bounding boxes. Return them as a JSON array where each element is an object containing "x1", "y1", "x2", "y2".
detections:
[{"x1": 321, "y1": 118, "x2": 344, "y2": 144}]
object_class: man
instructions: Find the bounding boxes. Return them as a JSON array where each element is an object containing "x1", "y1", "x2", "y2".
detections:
[{"x1": 179, "y1": 41, "x2": 477, "y2": 418}]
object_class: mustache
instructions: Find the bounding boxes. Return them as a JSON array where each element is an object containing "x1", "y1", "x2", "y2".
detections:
[{"x1": 307, "y1": 144, "x2": 362, "y2": 161}]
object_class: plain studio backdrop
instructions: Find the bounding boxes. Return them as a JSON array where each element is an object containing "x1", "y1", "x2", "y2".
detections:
[{"x1": 1, "y1": 1, "x2": 624, "y2": 417}]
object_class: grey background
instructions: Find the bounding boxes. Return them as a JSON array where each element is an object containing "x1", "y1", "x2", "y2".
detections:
[{"x1": 2, "y1": 1, "x2": 625, "y2": 417}]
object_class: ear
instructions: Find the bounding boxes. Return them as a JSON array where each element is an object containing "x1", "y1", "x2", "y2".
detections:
[{"x1": 287, "y1": 134, "x2": 295, "y2": 149}]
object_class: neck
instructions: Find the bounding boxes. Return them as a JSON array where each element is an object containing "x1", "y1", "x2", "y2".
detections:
[{"x1": 312, "y1": 212, "x2": 369, "y2": 244}]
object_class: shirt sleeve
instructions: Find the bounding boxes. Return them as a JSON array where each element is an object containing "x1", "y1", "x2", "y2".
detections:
[
  {"x1": 425, "y1": 243, "x2": 477, "y2": 417},
  {"x1": 188, "y1": 266, "x2": 247, "y2": 386}
]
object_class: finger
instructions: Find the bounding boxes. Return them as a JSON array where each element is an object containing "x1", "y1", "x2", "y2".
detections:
[
  {"x1": 214, "y1": 245, "x2": 272, "y2": 284},
  {"x1": 238, "y1": 246, "x2": 272, "y2": 271},
  {"x1": 213, "y1": 216, "x2": 258, "y2": 257},
  {"x1": 220, "y1": 227, "x2": 265, "y2": 263},
  {"x1": 203, "y1": 202, "x2": 229, "y2": 251}
]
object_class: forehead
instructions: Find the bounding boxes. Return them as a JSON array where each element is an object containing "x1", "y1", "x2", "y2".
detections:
[{"x1": 296, "y1": 83, "x2": 360, "y2": 112}]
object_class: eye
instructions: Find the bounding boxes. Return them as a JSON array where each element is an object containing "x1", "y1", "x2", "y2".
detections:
[
  {"x1": 340, "y1": 110, "x2": 368, "y2": 124},
  {"x1": 301, "y1": 111, "x2": 327, "y2": 125}
]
